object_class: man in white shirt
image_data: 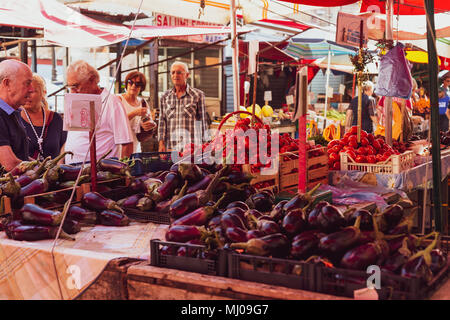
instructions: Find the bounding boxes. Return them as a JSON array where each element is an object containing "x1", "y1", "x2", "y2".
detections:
[{"x1": 64, "y1": 60, "x2": 133, "y2": 164}]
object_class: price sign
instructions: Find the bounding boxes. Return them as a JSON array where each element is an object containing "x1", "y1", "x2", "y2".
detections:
[
  {"x1": 327, "y1": 86, "x2": 334, "y2": 98},
  {"x1": 286, "y1": 95, "x2": 294, "y2": 105},
  {"x1": 339, "y1": 84, "x2": 346, "y2": 95},
  {"x1": 264, "y1": 91, "x2": 272, "y2": 102},
  {"x1": 63, "y1": 93, "x2": 102, "y2": 131}
]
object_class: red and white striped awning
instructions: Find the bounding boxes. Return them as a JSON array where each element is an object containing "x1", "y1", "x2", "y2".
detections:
[{"x1": 0, "y1": 0, "x2": 252, "y2": 47}]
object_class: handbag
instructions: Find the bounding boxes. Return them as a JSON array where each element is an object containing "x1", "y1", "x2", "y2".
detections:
[{"x1": 136, "y1": 99, "x2": 155, "y2": 143}]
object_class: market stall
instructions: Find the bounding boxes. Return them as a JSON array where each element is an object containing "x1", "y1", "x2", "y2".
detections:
[{"x1": 0, "y1": 0, "x2": 449, "y2": 302}]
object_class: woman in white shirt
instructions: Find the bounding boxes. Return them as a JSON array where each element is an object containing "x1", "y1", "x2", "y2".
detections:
[{"x1": 118, "y1": 71, "x2": 156, "y2": 153}]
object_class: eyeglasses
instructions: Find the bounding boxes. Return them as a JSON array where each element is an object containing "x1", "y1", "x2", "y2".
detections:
[
  {"x1": 171, "y1": 71, "x2": 186, "y2": 75},
  {"x1": 67, "y1": 83, "x2": 81, "y2": 91},
  {"x1": 127, "y1": 80, "x2": 144, "y2": 88}
]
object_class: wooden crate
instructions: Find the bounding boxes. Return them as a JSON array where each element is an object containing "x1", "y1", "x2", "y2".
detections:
[
  {"x1": 279, "y1": 147, "x2": 328, "y2": 192},
  {"x1": 243, "y1": 164, "x2": 279, "y2": 194}
]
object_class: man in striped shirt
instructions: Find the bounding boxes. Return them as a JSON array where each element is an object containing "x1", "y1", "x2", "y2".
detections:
[{"x1": 158, "y1": 61, "x2": 209, "y2": 152}]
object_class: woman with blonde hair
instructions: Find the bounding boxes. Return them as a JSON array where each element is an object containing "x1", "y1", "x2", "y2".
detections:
[{"x1": 20, "y1": 74, "x2": 67, "y2": 160}]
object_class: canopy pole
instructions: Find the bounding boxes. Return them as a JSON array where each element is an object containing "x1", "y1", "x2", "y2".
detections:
[
  {"x1": 385, "y1": 0, "x2": 394, "y2": 146},
  {"x1": 231, "y1": 0, "x2": 240, "y2": 111},
  {"x1": 425, "y1": 0, "x2": 443, "y2": 233},
  {"x1": 323, "y1": 46, "x2": 331, "y2": 129}
]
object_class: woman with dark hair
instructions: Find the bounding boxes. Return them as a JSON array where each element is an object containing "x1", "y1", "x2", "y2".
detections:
[
  {"x1": 117, "y1": 71, "x2": 155, "y2": 153},
  {"x1": 21, "y1": 74, "x2": 67, "y2": 160}
]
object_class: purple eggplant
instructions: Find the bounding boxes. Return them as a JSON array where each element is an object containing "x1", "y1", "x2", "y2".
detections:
[
  {"x1": 207, "y1": 215, "x2": 222, "y2": 230},
  {"x1": 387, "y1": 210, "x2": 416, "y2": 235},
  {"x1": 97, "y1": 210, "x2": 129, "y2": 226},
  {"x1": 150, "y1": 171, "x2": 181, "y2": 202},
  {"x1": 63, "y1": 219, "x2": 82, "y2": 235},
  {"x1": 19, "y1": 203, "x2": 63, "y2": 226},
  {"x1": 256, "y1": 220, "x2": 281, "y2": 235},
  {"x1": 318, "y1": 216, "x2": 362, "y2": 256},
  {"x1": 225, "y1": 227, "x2": 248, "y2": 243},
  {"x1": 220, "y1": 212, "x2": 247, "y2": 231},
  {"x1": 268, "y1": 200, "x2": 288, "y2": 222},
  {"x1": 244, "y1": 209, "x2": 263, "y2": 220},
  {"x1": 178, "y1": 163, "x2": 203, "y2": 183},
  {"x1": 15, "y1": 157, "x2": 50, "y2": 188},
  {"x1": 282, "y1": 183, "x2": 322, "y2": 214},
  {"x1": 165, "y1": 225, "x2": 211, "y2": 243},
  {"x1": 171, "y1": 193, "x2": 226, "y2": 226},
  {"x1": 246, "y1": 229, "x2": 265, "y2": 240},
  {"x1": 9, "y1": 159, "x2": 40, "y2": 176},
  {"x1": 186, "y1": 174, "x2": 214, "y2": 194},
  {"x1": 81, "y1": 192, "x2": 124, "y2": 214},
  {"x1": 292, "y1": 230, "x2": 326, "y2": 242},
  {"x1": 245, "y1": 192, "x2": 274, "y2": 213},
  {"x1": 401, "y1": 256, "x2": 433, "y2": 283},
  {"x1": 382, "y1": 237, "x2": 414, "y2": 274},
  {"x1": 290, "y1": 233, "x2": 320, "y2": 260},
  {"x1": 169, "y1": 166, "x2": 227, "y2": 219},
  {"x1": 6, "y1": 222, "x2": 74, "y2": 241},
  {"x1": 19, "y1": 168, "x2": 51, "y2": 197},
  {"x1": 316, "y1": 204, "x2": 348, "y2": 233},
  {"x1": 380, "y1": 204, "x2": 404, "y2": 231},
  {"x1": 225, "y1": 201, "x2": 249, "y2": 212},
  {"x1": 117, "y1": 194, "x2": 144, "y2": 209},
  {"x1": 307, "y1": 201, "x2": 329, "y2": 230},
  {"x1": 340, "y1": 239, "x2": 390, "y2": 270},
  {"x1": 220, "y1": 171, "x2": 254, "y2": 185},
  {"x1": 222, "y1": 207, "x2": 247, "y2": 224},
  {"x1": 230, "y1": 233, "x2": 290, "y2": 258},
  {"x1": 281, "y1": 208, "x2": 308, "y2": 238},
  {"x1": 346, "y1": 209, "x2": 373, "y2": 231},
  {"x1": 154, "y1": 181, "x2": 190, "y2": 214},
  {"x1": 67, "y1": 205, "x2": 97, "y2": 225},
  {"x1": 97, "y1": 158, "x2": 132, "y2": 178}
]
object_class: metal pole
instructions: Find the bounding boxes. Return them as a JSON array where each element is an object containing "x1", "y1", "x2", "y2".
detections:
[
  {"x1": 31, "y1": 40, "x2": 37, "y2": 73},
  {"x1": 51, "y1": 46, "x2": 57, "y2": 82},
  {"x1": 116, "y1": 42, "x2": 123, "y2": 93},
  {"x1": 385, "y1": 0, "x2": 394, "y2": 146},
  {"x1": 230, "y1": 0, "x2": 240, "y2": 110},
  {"x1": 19, "y1": 29, "x2": 28, "y2": 64},
  {"x1": 324, "y1": 46, "x2": 331, "y2": 129},
  {"x1": 424, "y1": 0, "x2": 443, "y2": 233}
]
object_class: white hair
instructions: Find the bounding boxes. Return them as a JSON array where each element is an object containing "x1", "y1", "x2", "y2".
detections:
[
  {"x1": 0, "y1": 59, "x2": 30, "y2": 83},
  {"x1": 67, "y1": 60, "x2": 100, "y2": 84},
  {"x1": 363, "y1": 80, "x2": 374, "y2": 92},
  {"x1": 170, "y1": 61, "x2": 190, "y2": 74}
]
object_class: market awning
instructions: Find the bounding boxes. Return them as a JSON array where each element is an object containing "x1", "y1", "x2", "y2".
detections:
[
  {"x1": 283, "y1": 38, "x2": 358, "y2": 61},
  {"x1": 0, "y1": 0, "x2": 253, "y2": 47},
  {"x1": 361, "y1": 0, "x2": 450, "y2": 15}
]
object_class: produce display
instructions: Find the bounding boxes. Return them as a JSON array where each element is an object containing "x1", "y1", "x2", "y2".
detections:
[
  {"x1": 160, "y1": 180, "x2": 446, "y2": 284},
  {"x1": 327, "y1": 126, "x2": 407, "y2": 170}
]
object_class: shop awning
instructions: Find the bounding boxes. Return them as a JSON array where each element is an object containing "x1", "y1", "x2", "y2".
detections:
[
  {"x1": 0, "y1": 0, "x2": 252, "y2": 47},
  {"x1": 361, "y1": 0, "x2": 450, "y2": 15},
  {"x1": 277, "y1": 0, "x2": 358, "y2": 6},
  {"x1": 283, "y1": 38, "x2": 358, "y2": 60}
]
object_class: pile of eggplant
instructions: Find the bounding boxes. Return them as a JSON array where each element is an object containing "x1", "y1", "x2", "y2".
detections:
[
  {"x1": 0, "y1": 190, "x2": 134, "y2": 241},
  {"x1": 0, "y1": 152, "x2": 134, "y2": 208},
  {"x1": 1, "y1": 203, "x2": 78, "y2": 241},
  {"x1": 162, "y1": 181, "x2": 447, "y2": 284}
]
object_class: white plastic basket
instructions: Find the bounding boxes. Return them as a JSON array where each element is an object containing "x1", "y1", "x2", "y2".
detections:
[{"x1": 340, "y1": 150, "x2": 415, "y2": 174}]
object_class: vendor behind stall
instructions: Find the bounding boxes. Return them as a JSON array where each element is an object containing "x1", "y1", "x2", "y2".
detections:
[
  {"x1": 64, "y1": 60, "x2": 133, "y2": 164},
  {"x1": 345, "y1": 81, "x2": 377, "y2": 134},
  {"x1": 0, "y1": 59, "x2": 34, "y2": 171},
  {"x1": 438, "y1": 87, "x2": 450, "y2": 132}
]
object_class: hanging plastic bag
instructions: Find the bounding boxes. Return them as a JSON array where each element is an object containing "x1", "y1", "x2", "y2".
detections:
[{"x1": 375, "y1": 42, "x2": 413, "y2": 100}]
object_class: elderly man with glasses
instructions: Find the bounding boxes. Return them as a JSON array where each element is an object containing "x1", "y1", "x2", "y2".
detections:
[
  {"x1": 158, "y1": 61, "x2": 209, "y2": 153},
  {"x1": 64, "y1": 60, "x2": 133, "y2": 164}
]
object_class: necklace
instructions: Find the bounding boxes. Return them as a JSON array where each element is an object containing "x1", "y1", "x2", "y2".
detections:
[{"x1": 23, "y1": 106, "x2": 46, "y2": 160}]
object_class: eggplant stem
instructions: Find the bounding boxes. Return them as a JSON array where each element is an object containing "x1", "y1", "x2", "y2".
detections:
[
  {"x1": 229, "y1": 242, "x2": 248, "y2": 250},
  {"x1": 407, "y1": 232, "x2": 439, "y2": 265},
  {"x1": 305, "y1": 182, "x2": 321, "y2": 197},
  {"x1": 213, "y1": 193, "x2": 228, "y2": 210},
  {"x1": 353, "y1": 215, "x2": 362, "y2": 229}
]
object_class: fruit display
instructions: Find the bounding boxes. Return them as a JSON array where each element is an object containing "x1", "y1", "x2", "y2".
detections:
[
  {"x1": 159, "y1": 179, "x2": 446, "y2": 285},
  {"x1": 327, "y1": 126, "x2": 405, "y2": 171}
]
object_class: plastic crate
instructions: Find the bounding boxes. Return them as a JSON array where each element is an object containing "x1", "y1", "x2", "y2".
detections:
[
  {"x1": 340, "y1": 151, "x2": 415, "y2": 174},
  {"x1": 315, "y1": 260, "x2": 449, "y2": 300},
  {"x1": 130, "y1": 152, "x2": 173, "y2": 176},
  {"x1": 124, "y1": 208, "x2": 171, "y2": 224},
  {"x1": 150, "y1": 239, "x2": 227, "y2": 276},
  {"x1": 227, "y1": 252, "x2": 315, "y2": 292}
]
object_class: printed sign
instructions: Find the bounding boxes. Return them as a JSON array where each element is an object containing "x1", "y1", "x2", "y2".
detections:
[
  {"x1": 339, "y1": 84, "x2": 346, "y2": 95},
  {"x1": 336, "y1": 12, "x2": 368, "y2": 48},
  {"x1": 63, "y1": 93, "x2": 102, "y2": 131},
  {"x1": 327, "y1": 86, "x2": 334, "y2": 98},
  {"x1": 286, "y1": 95, "x2": 294, "y2": 105},
  {"x1": 264, "y1": 91, "x2": 272, "y2": 102}
]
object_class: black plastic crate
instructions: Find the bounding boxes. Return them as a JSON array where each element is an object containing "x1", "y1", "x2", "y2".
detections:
[
  {"x1": 124, "y1": 208, "x2": 171, "y2": 224},
  {"x1": 130, "y1": 152, "x2": 173, "y2": 176},
  {"x1": 227, "y1": 252, "x2": 316, "y2": 292},
  {"x1": 150, "y1": 239, "x2": 227, "y2": 276},
  {"x1": 315, "y1": 260, "x2": 449, "y2": 300}
]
